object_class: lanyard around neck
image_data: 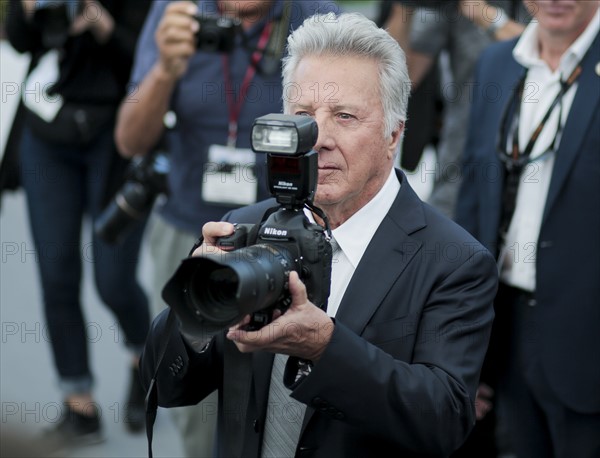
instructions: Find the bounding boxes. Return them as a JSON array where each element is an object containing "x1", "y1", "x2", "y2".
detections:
[
  {"x1": 496, "y1": 61, "x2": 583, "y2": 241},
  {"x1": 222, "y1": 21, "x2": 273, "y2": 148},
  {"x1": 498, "y1": 62, "x2": 583, "y2": 171}
]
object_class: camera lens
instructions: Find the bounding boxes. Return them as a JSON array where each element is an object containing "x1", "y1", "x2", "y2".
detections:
[
  {"x1": 188, "y1": 266, "x2": 240, "y2": 325},
  {"x1": 199, "y1": 32, "x2": 221, "y2": 53},
  {"x1": 195, "y1": 15, "x2": 237, "y2": 53},
  {"x1": 95, "y1": 152, "x2": 169, "y2": 244},
  {"x1": 94, "y1": 182, "x2": 150, "y2": 244},
  {"x1": 207, "y1": 268, "x2": 238, "y2": 303},
  {"x1": 183, "y1": 245, "x2": 295, "y2": 327}
]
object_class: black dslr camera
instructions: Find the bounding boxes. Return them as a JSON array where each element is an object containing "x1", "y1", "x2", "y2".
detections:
[
  {"x1": 162, "y1": 114, "x2": 333, "y2": 337},
  {"x1": 194, "y1": 14, "x2": 240, "y2": 53},
  {"x1": 33, "y1": 0, "x2": 83, "y2": 49},
  {"x1": 94, "y1": 150, "x2": 170, "y2": 244}
]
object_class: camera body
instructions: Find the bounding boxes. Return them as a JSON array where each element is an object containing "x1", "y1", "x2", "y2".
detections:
[
  {"x1": 162, "y1": 115, "x2": 332, "y2": 337},
  {"x1": 94, "y1": 151, "x2": 170, "y2": 244},
  {"x1": 194, "y1": 15, "x2": 240, "y2": 53},
  {"x1": 33, "y1": 0, "x2": 82, "y2": 49}
]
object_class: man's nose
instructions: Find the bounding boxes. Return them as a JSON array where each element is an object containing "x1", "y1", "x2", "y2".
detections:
[{"x1": 313, "y1": 117, "x2": 336, "y2": 152}]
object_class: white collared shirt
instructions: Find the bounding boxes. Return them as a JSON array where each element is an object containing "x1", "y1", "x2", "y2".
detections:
[
  {"x1": 306, "y1": 168, "x2": 400, "y2": 317},
  {"x1": 499, "y1": 9, "x2": 599, "y2": 292}
]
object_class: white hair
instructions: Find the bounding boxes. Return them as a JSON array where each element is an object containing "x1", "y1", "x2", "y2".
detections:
[{"x1": 281, "y1": 12, "x2": 410, "y2": 138}]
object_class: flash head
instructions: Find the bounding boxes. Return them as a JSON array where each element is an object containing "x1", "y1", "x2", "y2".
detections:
[
  {"x1": 250, "y1": 114, "x2": 319, "y2": 208},
  {"x1": 251, "y1": 114, "x2": 318, "y2": 155}
]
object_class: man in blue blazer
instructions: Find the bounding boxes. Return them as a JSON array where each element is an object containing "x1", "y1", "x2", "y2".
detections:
[
  {"x1": 456, "y1": 2, "x2": 600, "y2": 457},
  {"x1": 141, "y1": 13, "x2": 498, "y2": 457}
]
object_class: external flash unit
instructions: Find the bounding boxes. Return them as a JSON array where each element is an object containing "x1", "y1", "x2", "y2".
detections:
[{"x1": 251, "y1": 114, "x2": 318, "y2": 156}]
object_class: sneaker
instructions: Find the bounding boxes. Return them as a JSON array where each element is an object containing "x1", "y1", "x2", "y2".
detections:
[
  {"x1": 124, "y1": 365, "x2": 146, "y2": 433},
  {"x1": 40, "y1": 403, "x2": 104, "y2": 454}
]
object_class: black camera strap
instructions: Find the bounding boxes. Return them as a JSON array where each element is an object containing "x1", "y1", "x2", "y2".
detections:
[
  {"x1": 305, "y1": 202, "x2": 332, "y2": 239},
  {"x1": 222, "y1": 21, "x2": 273, "y2": 147},
  {"x1": 496, "y1": 61, "x2": 583, "y2": 242},
  {"x1": 145, "y1": 308, "x2": 176, "y2": 458}
]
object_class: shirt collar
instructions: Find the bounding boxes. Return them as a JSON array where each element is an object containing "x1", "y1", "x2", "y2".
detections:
[
  {"x1": 513, "y1": 8, "x2": 599, "y2": 76},
  {"x1": 330, "y1": 168, "x2": 400, "y2": 269}
]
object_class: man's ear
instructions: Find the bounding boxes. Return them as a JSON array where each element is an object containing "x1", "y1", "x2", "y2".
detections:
[{"x1": 387, "y1": 121, "x2": 404, "y2": 159}]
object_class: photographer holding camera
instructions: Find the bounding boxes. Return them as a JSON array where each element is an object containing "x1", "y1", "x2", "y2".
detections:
[
  {"x1": 140, "y1": 12, "x2": 499, "y2": 457},
  {"x1": 5, "y1": 0, "x2": 151, "y2": 450},
  {"x1": 115, "y1": 1, "x2": 338, "y2": 456}
]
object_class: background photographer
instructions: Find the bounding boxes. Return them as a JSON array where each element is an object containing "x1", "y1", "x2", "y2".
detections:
[
  {"x1": 141, "y1": 12, "x2": 498, "y2": 457},
  {"x1": 114, "y1": 1, "x2": 338, "y2": 456},
  {"x1": 457, "y1": 1, "x2": 600, "y2": 456},
  {"x1": 384, "y1": 3, "x2": 529, "y2": 456},
  {"x1": 384, "y1": 1, "x2": 528, "y2": 220},
  {"x1": 5, "y1": 0, "x2": 151, "y2": 451}
]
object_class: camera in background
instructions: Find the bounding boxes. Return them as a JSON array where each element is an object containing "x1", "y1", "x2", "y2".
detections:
[
  {"x1": 94, "y1": 150, "x2": 170, "y2": 245},
  {"x1": 33, "y1": 0, "x2": 83, "y2": 49},
  {"x1": 194, "y1": 14, "x2": 240, "y2": 53}
]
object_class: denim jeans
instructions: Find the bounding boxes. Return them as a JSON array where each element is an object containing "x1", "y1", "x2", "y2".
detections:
[{"x1": 19, "y1": 126, "x2": 150, "y2": 396}]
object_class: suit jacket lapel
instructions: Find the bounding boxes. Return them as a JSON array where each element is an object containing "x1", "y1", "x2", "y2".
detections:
[
  {"x1": 335, "y1": 172, "x2": 426, "y2": 334},
  {"x1": 249, "y1": 171, "x2": 426, "y2": 439},
  {"x1": 300, "y1": 171, "x2": 426, "y2": 434},
  {"x1": 543, "y1": 33, "x2": 600, "y2": 223}
]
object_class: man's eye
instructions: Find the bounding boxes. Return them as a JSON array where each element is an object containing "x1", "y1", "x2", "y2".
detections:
[
  {"x1": 338, "y1": 113, "x2": 354, "y2": 120},
  {"x1": 295, "y1": 111, "x2": 312, "y2": 117}
]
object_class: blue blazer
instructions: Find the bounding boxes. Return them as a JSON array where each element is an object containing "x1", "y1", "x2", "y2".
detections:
[
  {"x1": 456, "y1": 34, "x2": 600, "y2": 413},
  {"x1": 142, "y1": 170, "x2": 498, "y2": 457}
]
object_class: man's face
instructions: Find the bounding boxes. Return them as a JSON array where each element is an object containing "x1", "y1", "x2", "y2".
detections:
[
  {"x1": 524, "y1": 1, "x2": 599, "y2": 38},
  {"x1": 287, "y1": 54, "x2": 401, "y2": 219}
]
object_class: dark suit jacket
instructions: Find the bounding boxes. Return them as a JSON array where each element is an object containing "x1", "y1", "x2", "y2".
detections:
[
  {"x1": 456, "y1": 34, "x2": 600, "y2": 413},
  {"x1": 142, "y1": 170, "x2": 498, "y2": 457}
]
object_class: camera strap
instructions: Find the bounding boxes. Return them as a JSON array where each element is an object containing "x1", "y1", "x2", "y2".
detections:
[
  {"x1": 496, "y1": 61, "x2": 583, "y2": 241},
  {"x1": 145, "y1": 308, "x2": 176, "y2": 458},
  {"x1": 305, "y1": 202, "x2": 332, "y2": 239},
  {"x1": 222, "y1": 21, "x2": 273, "y2": 147}
]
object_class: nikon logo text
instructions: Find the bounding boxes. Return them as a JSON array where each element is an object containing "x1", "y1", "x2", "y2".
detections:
[{"x1": 264, "y1": 228, "x2": 288, "y2": 236}]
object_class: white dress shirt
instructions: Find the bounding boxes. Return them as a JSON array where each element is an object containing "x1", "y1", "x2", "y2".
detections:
[
  {"x1": 499, "y1": 9, "x2": 600, "y2": 292},
  {"x1": 306, "y1": 168, "x2": 400, "y2": 317}
]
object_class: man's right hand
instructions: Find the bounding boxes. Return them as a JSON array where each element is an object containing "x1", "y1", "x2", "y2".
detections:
[
  {"x1": 155, "y1": 1, "x2": 199, "y2": 80},
  {"x1": 192, "y1": 222, "x2": 236, "y2": 256}
]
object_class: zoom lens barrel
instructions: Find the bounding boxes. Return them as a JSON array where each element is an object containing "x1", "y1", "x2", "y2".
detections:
[
  {"x1": 94, "y1": 182, "x2": 153, "y2": 244},
  {"x1": 184, "y1": 244, "x2": 295, "y2": 327}
]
